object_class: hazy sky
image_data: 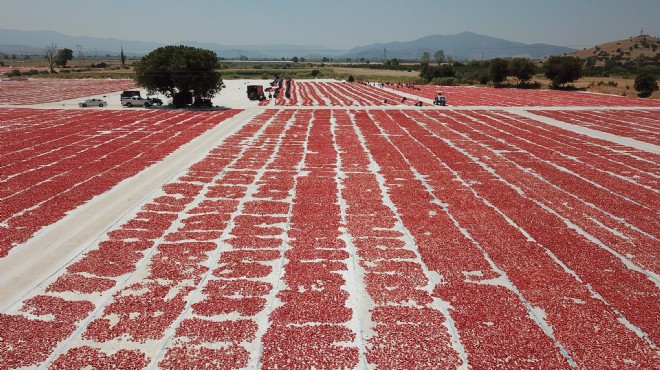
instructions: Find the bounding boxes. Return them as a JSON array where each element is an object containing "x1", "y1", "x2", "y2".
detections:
[{"x1": 1, "y1": 0, "x2": 658, "y2": 50}]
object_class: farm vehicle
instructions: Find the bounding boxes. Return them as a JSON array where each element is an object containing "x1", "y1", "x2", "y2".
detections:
[{"x1": 247, "y1": 85, "x2": 266, "y2": 101}]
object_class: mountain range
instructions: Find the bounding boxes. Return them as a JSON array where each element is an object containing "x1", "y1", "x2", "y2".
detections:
[{"x1": 0, "y1": 28, "x2": 575, "y2": 60}]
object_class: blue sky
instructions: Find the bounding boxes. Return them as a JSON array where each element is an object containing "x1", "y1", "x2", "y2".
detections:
[{"x1": 1, "y1": 0, "x2": 658, "y2": 49}]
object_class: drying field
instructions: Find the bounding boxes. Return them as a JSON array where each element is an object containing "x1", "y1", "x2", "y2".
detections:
[
  {"x1": 389, "y1": 84, "x2": 660, "y2": 108},
  {"x1": 0, "y1": 79, "x2": 138, "y2": 105},
  {"x1": 1, "y1": 78, "x2": 659, "y2": 369}
]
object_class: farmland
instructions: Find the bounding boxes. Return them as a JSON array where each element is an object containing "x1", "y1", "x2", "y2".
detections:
[{"x1": 1, "y1": 78, "x2": 659, "y2": 369}]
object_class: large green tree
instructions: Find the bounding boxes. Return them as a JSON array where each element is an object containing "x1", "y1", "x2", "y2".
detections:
[
  {"x1": 134, "y1": 45, "x2": 222, "y2": 107},
  {"x1": 634, "y1": 73, "x2": 658, "y2": 98},
  {"x1": 508, "y1": 57, "x2": 536, "y2": 85},
  {"x1": 488, "y1": 58, "x2": 509, "y2": 85},
  {"x1": 543, "y1": 55, "x2": 582, "y2": 88},
  {"x1": 54, "y1": 48, "x2": 73, "y2": 67}
]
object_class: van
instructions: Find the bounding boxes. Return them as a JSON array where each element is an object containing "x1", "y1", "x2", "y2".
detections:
[{"x1": 121, "y1": 90, "x2": 141, "y2": 99}]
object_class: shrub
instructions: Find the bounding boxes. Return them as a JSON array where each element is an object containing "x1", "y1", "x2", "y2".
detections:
[{"x1": 433, "y1": 77, "x2": 458, "y2": 86}]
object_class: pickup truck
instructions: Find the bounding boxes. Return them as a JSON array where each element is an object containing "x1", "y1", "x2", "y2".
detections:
[{"x1": 121, "y1": 96, "x2": 152, "y2": 108}]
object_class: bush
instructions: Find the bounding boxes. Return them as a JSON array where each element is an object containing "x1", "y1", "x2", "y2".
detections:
[
  {"x1": 432, "y1": 77, "x2": 458, "y2": 86},
  {"x1": 420, "y1": 64, "x2": 455, "y2": 83}
]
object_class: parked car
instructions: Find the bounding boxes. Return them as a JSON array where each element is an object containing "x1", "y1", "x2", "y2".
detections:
[
  {"x1": 79, "y1": 98, "x2": 107, "y2": 107},
  {"x1": 122, "y1": 96, "x2": 152, "y2": 108},
  {"x1": 147, "y1": 97, "x2": 164, "y2": 106}
]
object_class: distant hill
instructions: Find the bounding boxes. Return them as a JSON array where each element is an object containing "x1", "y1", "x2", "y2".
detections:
[
  {"x1": 0, "y1": 28, "x2": 575, "y2": 61},
  {"x1": 0, "y1": 28, "x2": 342, "y2": 59},
  {"x1": 342, "y1": 31, "x2": 576, "y2": 61},
  {"x1": 0, "y1": 28, "x2": 162, "y2": 57},
  {"x1": 570, "y1": 35, "x2": 659, "y2": 61},
  {"x1": 176, "y1": 40, "x2": 344, "y2": 59}
]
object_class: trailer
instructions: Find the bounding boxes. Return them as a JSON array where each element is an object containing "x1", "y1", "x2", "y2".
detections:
[{"x1": 247, "y1": 85, "x2": 266, "y2": 101}]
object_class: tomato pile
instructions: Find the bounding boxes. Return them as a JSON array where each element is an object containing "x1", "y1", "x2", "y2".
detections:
[
  {"x1": 270, "y1": 81, "x2": 425, "y2": 106},
  {"x1": 531, "y1": 109, "x2": 660, "y2": 145},
  {"x1": 1, "y1": 81, "x2": 659, "y2": 369},
  {"x1": 389, "y1": 84, "x2": 660, "y2": 107},
  {"x1": 0, "y1": 78, "x2": 137, "y2": 105},
  {"x1": 0, "y1": 108, "x2": 240, "y2": 257}
]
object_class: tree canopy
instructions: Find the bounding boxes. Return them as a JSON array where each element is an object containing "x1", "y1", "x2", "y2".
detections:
[
  {"x1": 420, "y1": 64, "x2": 455, "y2": 83},
  {"x1": 420, "y1": 52, "x2": 431, "y2": 65},
  {"x1": 54, "y1": 48, "x2": 73, "y2": 68},
  {"x1": 434, "y1": 50, "x2": 445, "y2": 65},
  {"x1": 120, "y1": 45, "x2": 126, "y2": 66},
  {"x1": 134, "y1": 45, "x2": 222, "y2": 107},
  {"x1": 543, "y1": 56, "x2": 582, "y2": 88},
  {"x1": 488, "y1": 58, "x2": 509, "y2": 85},
  {"x1": 633, "y1": 73, "x2": 658, "y2": 98},
  {"x1": 508, "y1": 57, "x2": 536, "y2": 85}
]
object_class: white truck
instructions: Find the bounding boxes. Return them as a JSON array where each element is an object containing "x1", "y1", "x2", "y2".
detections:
[{"x1": 121, "y1": 96, "x2": 152, "y2": 108}]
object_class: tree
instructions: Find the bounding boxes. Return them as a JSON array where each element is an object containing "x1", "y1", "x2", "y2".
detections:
[
  {"x1": 434, "y1": 50, "x2": 445, "y2": 65},
  {"x1": 311, "y1": 69, "x2": 320, "y2": 78},
  {"x1": 543, "y1": 55, "x2": 582, "y2": 88},
  {"x1": 508, "y1": 57, "x2": 536, "y2": 85},
  {"x1": 134, "y1": 45, "x2": 222, "y2": 108},
  {"x1": 419, "y1": 64, "x2": 455, "y2": 83},
  {"x1": 45, "y1": 42, "x2": 57, "y2": 73},
  {"x1": 384, "y1": 58, "x2": 400, "y2": 67},
  {"x1": 488, "y1": 58, "x2": 509, "y2": 85},
  {"x1": 633, "y1": 73, "x2": 658, "y2": 98},
  {"x1": 54, "y1": 48, "x2": 73, "y2": 67},
  {"x1": 291, "y1": 56, "x2": 299, "y2": 63},
  {"x1": 120, "y1": 45, "x2": 126, "y2": 66},
  {"x1": 420, "y1": 51, "x2": 431, "y2": 65}
]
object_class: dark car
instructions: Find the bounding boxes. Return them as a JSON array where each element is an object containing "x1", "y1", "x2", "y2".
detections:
[
  {"x1": 121, "y1": 90, "x2": 141, "y2": 99},
  {"x1": 147, "y1": 97, "x2": 164, "y2": 106}
]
